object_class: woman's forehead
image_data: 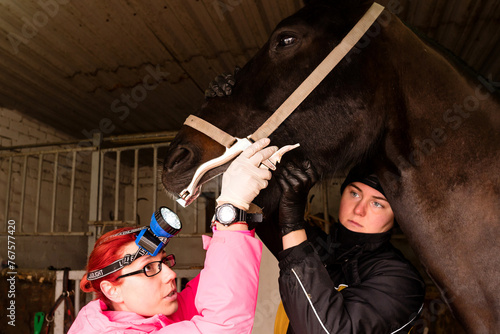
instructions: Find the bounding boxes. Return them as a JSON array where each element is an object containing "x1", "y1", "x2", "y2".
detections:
[
  {"x1": 121, "y1": 240, "x2": 140, "y2": 255},
  {"x1": 349, "y1": 182, "x2": 387, "y2": 200}
]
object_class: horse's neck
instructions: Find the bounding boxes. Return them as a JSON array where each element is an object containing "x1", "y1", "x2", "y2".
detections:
[{"x1": 372, "y1": 17, "x2": 500, "y2": 331}]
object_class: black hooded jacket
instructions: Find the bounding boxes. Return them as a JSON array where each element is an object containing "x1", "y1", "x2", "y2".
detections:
[{"x1": 278, "y1": 223, "x2": 425, "y2": 334}]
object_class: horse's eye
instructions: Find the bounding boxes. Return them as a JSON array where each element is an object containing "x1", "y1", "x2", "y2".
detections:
[{"x1": 278, "y1": 36, "x2": 297, "y2": 47}]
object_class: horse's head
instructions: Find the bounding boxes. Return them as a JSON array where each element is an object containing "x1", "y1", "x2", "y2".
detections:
[{"x1": 162, "y1": 0, "x2": 391, "y2": 215}]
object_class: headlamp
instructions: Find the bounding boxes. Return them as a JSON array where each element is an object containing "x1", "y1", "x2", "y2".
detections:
[
  {"x1": 136, "y1": 206, "x2": 182, "y2": 256},
  {"x1": 87, "y1": 206, "x2": 182, "y2": 281}
]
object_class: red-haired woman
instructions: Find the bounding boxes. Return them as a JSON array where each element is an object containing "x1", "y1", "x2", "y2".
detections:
[{"x1": 69, "y1": 138, "x2": 277, "y2": 334}]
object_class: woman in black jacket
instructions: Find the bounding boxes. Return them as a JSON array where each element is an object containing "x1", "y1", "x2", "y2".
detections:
[{"x1": 276, "y1": 163, "x2": 425, "y2": 334}]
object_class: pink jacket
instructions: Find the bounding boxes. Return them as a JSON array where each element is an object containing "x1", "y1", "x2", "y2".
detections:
[{"x1": 69, "y1": 230, "x2": 262, "y2": 333}]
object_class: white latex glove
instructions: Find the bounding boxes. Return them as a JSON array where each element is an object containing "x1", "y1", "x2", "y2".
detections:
[{"x1": 217, "y1": 138, "x2": 277, "y2": 210}]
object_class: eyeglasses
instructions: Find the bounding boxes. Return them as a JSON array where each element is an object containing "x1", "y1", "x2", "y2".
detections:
[{"x1": 116, "y1": 254, "x2": 176, "y2": 279}]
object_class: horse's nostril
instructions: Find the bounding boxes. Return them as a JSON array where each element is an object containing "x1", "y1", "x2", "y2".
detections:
[{"x1": 165, "y1": 147, "x2": 191, "y2": 171}]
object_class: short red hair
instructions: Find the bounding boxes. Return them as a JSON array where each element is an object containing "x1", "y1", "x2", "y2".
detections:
[{"x1": 80, "y1": 227, "x2": 137, "y2": 307}]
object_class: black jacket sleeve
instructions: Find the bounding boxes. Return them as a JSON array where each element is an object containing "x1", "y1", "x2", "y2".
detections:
[{"x1": 278, "y1": 241, "x2": 425, "y2": 334}]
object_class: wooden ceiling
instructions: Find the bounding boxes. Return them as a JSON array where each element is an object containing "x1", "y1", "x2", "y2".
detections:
[{"x1": 0, "y1": 0, "x2": 498, "y2": 141}]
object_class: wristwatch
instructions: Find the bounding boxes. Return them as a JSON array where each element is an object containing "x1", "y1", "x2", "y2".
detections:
[{"x1": 214, "y1": 203, "x2": 262, "y2": 227}]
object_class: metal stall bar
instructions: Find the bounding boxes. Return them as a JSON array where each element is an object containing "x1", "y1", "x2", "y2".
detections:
[
  {"x1": 87, "y1": 133, "x2": 102, "y2": 256},
  {"x1": 4, "y1": 156, "x2": 12, "y2": 231},
  {"x1": 97, "y1": 151, "x2": 105, "y2": 223},
  {"x1": 74, "y1": 275, "x2": 82, "y2": 318},
  {"x1": 34, "y1": 154, "x2": 43, "y2": 234},
  {"x1": 68, "y1": 151, "x2": 76, "y2": 232},
  {"x1": 50, "y1": 153, "x2": 59, "y2": 233},
  {"x1": 19, "y1": 155, "x2": 28, "y2": 232}
]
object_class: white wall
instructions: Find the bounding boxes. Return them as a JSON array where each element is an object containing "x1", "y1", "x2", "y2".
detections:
[
  {"x1": 0, "y1": 107, "x2": 90, "y2": 269},
  {"x1": 0, "y1": 108, "x2": 71, "y2": 147}
]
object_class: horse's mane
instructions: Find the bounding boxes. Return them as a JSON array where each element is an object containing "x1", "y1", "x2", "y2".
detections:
[{"x1": 403, "y1": 21, "x2": 492, "y2": 84}]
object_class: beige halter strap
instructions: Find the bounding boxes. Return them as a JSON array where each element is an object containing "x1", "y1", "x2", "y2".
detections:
[
  {"x1": 184, "y1": 2, "x2": 385, "y2": 147},
  {"x1": 184, "y1": 115, "x2": 237, "y2": 148}
]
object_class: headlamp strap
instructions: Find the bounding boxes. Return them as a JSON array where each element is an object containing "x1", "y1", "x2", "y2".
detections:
[
  {"x1": 94, "y1": 226, "x2": 147, "y2": 248},
  {"x1": 114, "y1": 226, "x2": 148, "y2": 237},
  {"x1": 87, "y1": 245, "x2": 148, "y2": 281}
]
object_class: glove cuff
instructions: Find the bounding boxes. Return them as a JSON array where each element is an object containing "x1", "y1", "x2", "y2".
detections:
[
  {"x1": 280, "y1": 220, "x2": 307, "y2": 237},
  {"x1": 216, "y1": 196, "x2": 250, "y2": 211}
]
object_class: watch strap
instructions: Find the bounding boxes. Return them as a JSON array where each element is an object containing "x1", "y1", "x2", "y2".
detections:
[
  {"x1": 233, "y1": 208, "x2": 263, "y2": 224},
  {"x1": 215, "y1": 203, "x2": 263, "y2": 226}
]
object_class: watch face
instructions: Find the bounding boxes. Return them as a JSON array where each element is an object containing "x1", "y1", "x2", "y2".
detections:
[{"x1": 218, "y1": 205, "x2": 236, "y2": 224}]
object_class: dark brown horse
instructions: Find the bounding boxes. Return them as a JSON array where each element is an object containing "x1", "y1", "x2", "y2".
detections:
[{"x1": 161, "y1": 0, "x2": 500, "y2": 332}]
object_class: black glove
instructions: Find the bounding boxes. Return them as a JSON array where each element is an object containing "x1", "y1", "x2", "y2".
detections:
[
  {"x1": 276, "y1": 161, "x2": 319, "y2": 237},
  {"x1": 204, "y1": 66, "x2": 240, "y2": 98}
]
